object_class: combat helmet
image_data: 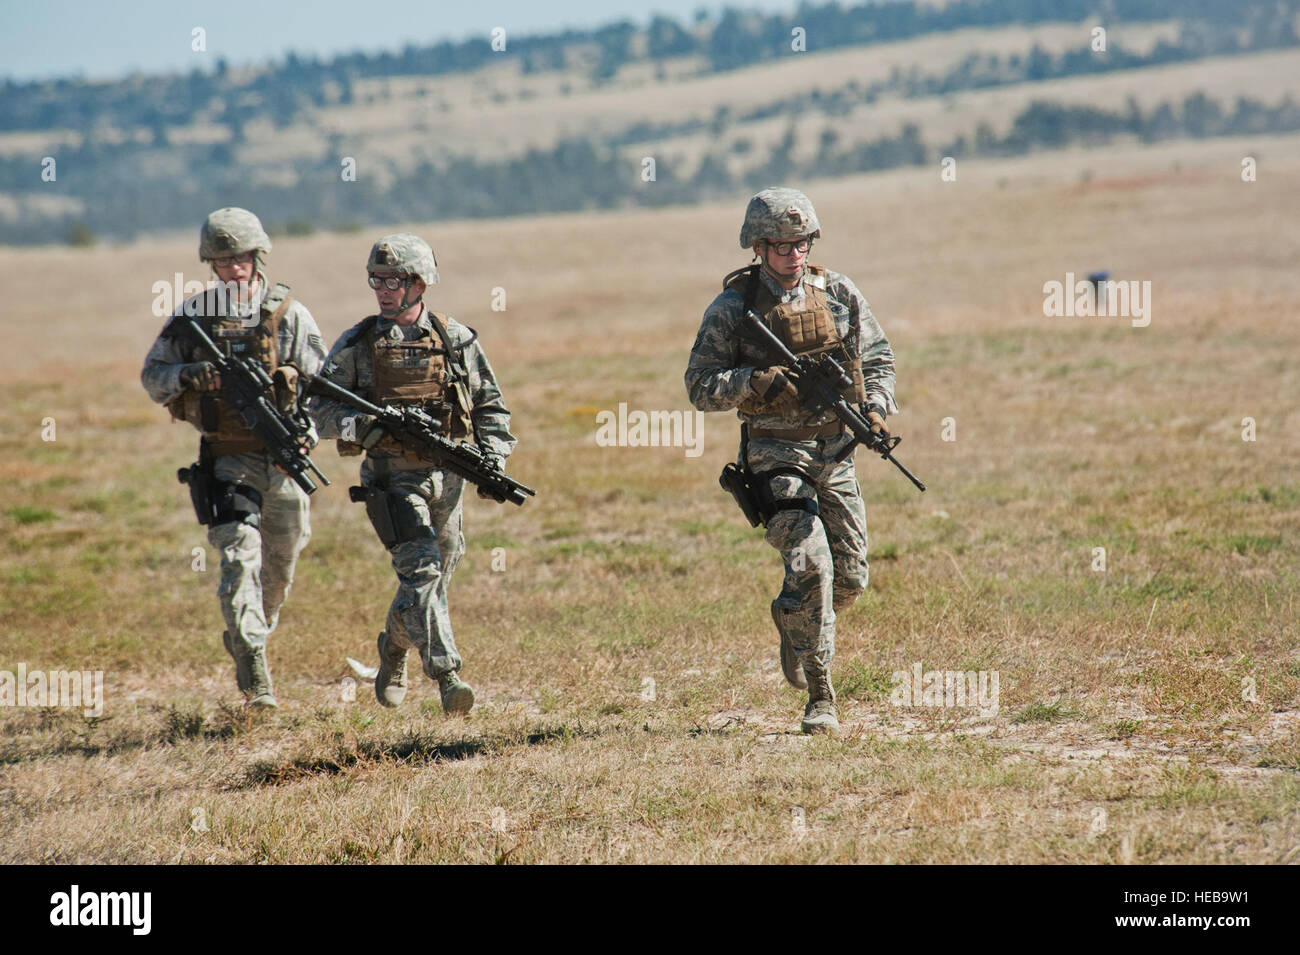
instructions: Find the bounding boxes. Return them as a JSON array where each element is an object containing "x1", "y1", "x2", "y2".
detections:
[
  {"x1": 739, "y1": 187, "x2": 822, "y2": 249},
  {"x1": 199, "y1": 207, "x2": 272, "y2": 263},
  {"x1": 367, "y1": 233, "x2": 439, "y2": 285}
]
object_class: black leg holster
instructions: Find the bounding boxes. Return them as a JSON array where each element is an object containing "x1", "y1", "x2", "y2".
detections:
[
  {"x1": 349, "y1": 483, "x2": 434, "y2": 549},
  {"x1": 178, "y1": 441, "x2": 262, "y2": 527}
]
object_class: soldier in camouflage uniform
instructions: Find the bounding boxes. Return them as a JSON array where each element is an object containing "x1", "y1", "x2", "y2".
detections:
[
  {"x1": 142, "y1": 207, "x2": 326, "y2": 707},
  {"x1": 311, "y1": 234, "x2": 516, "y2": 715},
  {"x1": 685, "y1": 188, "x2": 898, "y2": 734}
]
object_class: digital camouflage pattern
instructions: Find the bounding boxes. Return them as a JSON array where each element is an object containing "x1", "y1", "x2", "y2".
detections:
[
  {"x1": 752, "y1": 431, "x2": 867, "y2": 660},
  {"x1": 685, "y1": 262, "x2": 897, "y2": 694},
  {"x1": 358, "y1": 458, "x2": 467, "y2": 682},
  {"x1": 312, "y1": 306, "x2": 516, "y2": 691},
  {"x1": 199, "y1": 207, "x2": 272, "y2": 262},
  {"x1": 209, "y1": 450, "x2": 313, "y2": 681},
  {"x1": 142, "y1": 277, "x2": 326, "y2": 701},
  {"x1": 738, "y1": 187, "x2": 822, "y2": 248},
  {"x1": 367, "y1": 232, "x2": 439, "y2": 285}
]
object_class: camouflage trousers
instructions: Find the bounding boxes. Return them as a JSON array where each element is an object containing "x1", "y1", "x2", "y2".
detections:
[
  {"x1": 360, "y1": 458, "x2": 466, "y2": 680},
  {"x1": 209, "y1": 451, "x2": 312, "y2": 656},
  {"x1": 747, "y1": 431, "x2": 869, "y2": 661}
]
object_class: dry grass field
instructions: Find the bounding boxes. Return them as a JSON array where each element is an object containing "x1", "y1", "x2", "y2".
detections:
[{"x1": 1, "y1": 131, "x2": 1298, "y2": 863}]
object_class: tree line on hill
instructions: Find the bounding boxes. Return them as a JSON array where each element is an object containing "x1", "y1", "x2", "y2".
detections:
[
  {"x1": 1, "y1": 0, "x2": 1294, "y2": 133},
  {"x1": 12, "y1": 90, "x2": 1298, "y2": 246}
]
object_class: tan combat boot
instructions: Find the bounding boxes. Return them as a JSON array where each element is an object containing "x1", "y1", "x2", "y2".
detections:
[
  {"x1": 374, "y1": 631, "x2": 408, "y2": 708},
  {"x1": 246, "y1": 648, "x2": 278, "y2": 709},
  {"x1": 771, "y1": 602, "x2": 807, "y2": 689},
  {"x1": 438, "y1": 671, "x2": 475, "y2": 716},
  {"x1": 800, "y1": 651, "x2": 838, "y2": 735},
  {"x1": 224, "y1": 630, "x2": 278, "y2": 708}
]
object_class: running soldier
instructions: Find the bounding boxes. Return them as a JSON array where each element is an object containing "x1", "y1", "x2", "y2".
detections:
[
  {"x1": 311, "y1": 234, "x2": 517, "y2": 715},
  {"x1": 685, "y1": 188, "x2": 898, "y2": 734},
  {"x1": 142, "y1": 207, "x2": 326, "y2": 707}
]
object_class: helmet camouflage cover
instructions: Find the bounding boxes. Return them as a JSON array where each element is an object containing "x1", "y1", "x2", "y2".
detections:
[
  {"x1": 199, "y1": 207, "x2": 272, "y2": 262},
  {"x1": 739, "y1": 187, "x2": 822, "y2": 248},
  {"x1": 367, "y1": 233, "x2": 439, "y2": 285}
]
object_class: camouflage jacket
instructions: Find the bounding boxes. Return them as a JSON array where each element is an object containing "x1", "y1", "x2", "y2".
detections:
[
  {"x1": 685, "y1": 266, "x2": 898, "y2": 429},
  {"x1": 140, "y1": 280, "x2": 327, "y2": 435},
  {"x1": 312, "y1": 307, "x2": 517, "y2": 461}
]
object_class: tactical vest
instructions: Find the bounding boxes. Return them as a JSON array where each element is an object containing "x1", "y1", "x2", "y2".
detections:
[
  {"x1": 725, "y1": 264, "x2": 867, "y2": 410},
  {"x1": 336, "y1": 312, "x2": 474, "y2": 458},
  {"x1": 166, "y1": 283, "x2": 294, "y2": 455}
]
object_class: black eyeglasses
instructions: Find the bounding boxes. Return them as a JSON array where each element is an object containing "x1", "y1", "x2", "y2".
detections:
[
  {"x1": 766, "y1": 238, "x2": 812, "y2": 255},
  {"x1": 368, "y1": 274, "x2": 410, "y2": 290},
  {"x1": 213, "y1": 252, "x2": 254, "y2": 268}
]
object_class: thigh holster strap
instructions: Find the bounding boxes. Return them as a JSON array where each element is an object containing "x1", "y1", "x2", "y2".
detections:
[
  {"x1": 350, "y1": 484, "x2": 434, "y2": 549},
  {"x1": 772, "y1": 498, "x2": 819, "y2": 517},
  {"x1": 752, "y1": 466, "x2": 819, "y2": 520},
  {"x1": 214, "y1": 482, "x2": 263, "y2": 527}
]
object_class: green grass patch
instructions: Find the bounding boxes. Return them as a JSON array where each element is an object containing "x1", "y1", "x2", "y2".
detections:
[
  {"x1": 1256, "y1": 485, "x2": 1300, "y2": 507},
  {"x1": 7, "y1": 507, "x2": 56, "y2": 525},
  {"x1": 1104, "y1": 718, "x2": 1142, "y2": 740},
  {"x1": 836, "y1": 660, "x2": 894, "y2": 701},
  {"x1": 1224, "y1": 535, "x2": 1283, "y2": 555}
]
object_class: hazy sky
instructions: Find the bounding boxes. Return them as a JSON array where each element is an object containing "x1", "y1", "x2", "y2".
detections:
[{"x1": 1, "y1": 0, "x2": 804, "y2": 82}]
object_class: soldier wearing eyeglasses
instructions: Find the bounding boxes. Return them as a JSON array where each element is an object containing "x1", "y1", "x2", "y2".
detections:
[
  {"x1": 141, "y1": 207, "x2": 326, "y2": 707},
  {"x1": 310, "y1": 233, "x2": 516, "y2": 715},
  {"x1": 685, "y1": 188, "x2": 898, "y2": 734}
]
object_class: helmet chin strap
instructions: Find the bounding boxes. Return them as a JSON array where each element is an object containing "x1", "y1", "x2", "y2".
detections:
[{"x1": 379, "y1": 279, "x2": 423, "y2": 318}]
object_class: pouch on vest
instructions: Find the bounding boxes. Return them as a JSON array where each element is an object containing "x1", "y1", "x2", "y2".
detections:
[
  {"x1": 347, "y1": 312, "x2": 476, "y2": 459},
  {"x1": 272, "y1": 365, "x2": 299, "y2": 414},
  {"x1": 166, "y1": 284, "x2": 294, "y2": 455},
  {"x1": 724, "y1": 264, "x2": 866, "y2": 408}
]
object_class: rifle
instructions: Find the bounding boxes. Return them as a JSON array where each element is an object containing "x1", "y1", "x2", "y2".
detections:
[
  {"x1": 742, "y1": 309, "x2": 926, "y2": 492},
  {"x1": 174, "y1": 313, "x2": 330, "y2": 495},
  {"x1": 306, "y1": 374, "x2": 536, "y2": 506}
]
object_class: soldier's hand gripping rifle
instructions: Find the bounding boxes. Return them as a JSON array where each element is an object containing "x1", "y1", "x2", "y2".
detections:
[
  {"x1": 306, "y1": 374, "x2": 536, "y2": 506},
  {"x1": 175, "y1": 314, "x2": 330, "y2": 495},
  {"x1": 742, "y1": 309, "x2": 926, "y2": 492}
]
